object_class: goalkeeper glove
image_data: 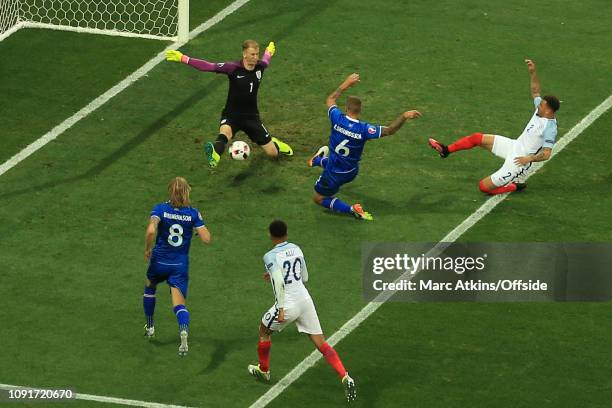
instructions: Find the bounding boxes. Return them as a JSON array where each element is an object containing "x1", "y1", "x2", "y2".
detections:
[
  {"x1": 265, "y1": 42, "x2": 276, "y2": 56},
  {"x1": 166, "y1": 50, "x2": 185, "y2": 63}
]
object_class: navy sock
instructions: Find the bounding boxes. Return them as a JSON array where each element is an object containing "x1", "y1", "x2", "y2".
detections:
[
  {"x1": 174, "y1": 304, "x2": 190, "y2": 333},
  {"x1": 143, "y1": 286, "x2": 156, "y2": 328},
  {"x1": 213, "y1": 134, "x2": 228, "y2": 155},
  {"x1": 320, "y1": 197, "x2": 352, "y2": 214},
  {"x1": 312, "y1": 157, "x2": 328, "y2": 168}
]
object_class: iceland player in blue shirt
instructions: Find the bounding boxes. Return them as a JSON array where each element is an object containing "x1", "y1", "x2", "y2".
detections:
[
  {"x1": 143, "y1": 177, "x2": 211, "y2": 356},
  {"x1": 308, "y1": 73, "x2": 421, "y2": 220}
]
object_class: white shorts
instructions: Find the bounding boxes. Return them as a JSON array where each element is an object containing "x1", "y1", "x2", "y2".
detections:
[
  {"x1": 490, "y1": 135, "x2": 532, "y2": 187},
  {"x1": 261, "y1": 297, "x2": 323, "y2": 335}
]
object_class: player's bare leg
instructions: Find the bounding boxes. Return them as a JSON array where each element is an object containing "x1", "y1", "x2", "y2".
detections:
[
  {"x1": 308, "y1": 334, "x2": 356, "y2": 402},
  {"x1": 205, "y1": 125, "x2": 233, "y2": 168},
  {"x1": 143, "y1": 279, "x2": 156, "y2": 338},
  {"x1": 248, "y1": 323, "x2": 272, "y2": 382},
  {"x1": 478, "y1": 175, "x2": 526, "y2": 195},
  {"x1": 170, "y1": 287, "x2": 190, "y2": 357},
  {"x1": 428, "y1": 133, "x2": 495, "y2": 158},
  {"x1": 480, "y1": 134, "x2": 495, "y2": 151},
  {"x1": 261, "y1": 140, "x2": 280, "y2": 157}
]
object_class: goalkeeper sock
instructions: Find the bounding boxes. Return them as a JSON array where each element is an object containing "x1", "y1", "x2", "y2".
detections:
[
  {"x1": 312, "y1": 157, "x2": 328, "y2": 168},
  {"x1": 318, "y1": 342, "x2": 347, "y2": 378},
  {"x1": 258, "y1": 340, "x2": 272, "y2": 372},
  {"x1": 448, "y1": 132, "x2": 483, "y2": 153},
  {"x1": 213, "y1": 134, "x2": 229, "y2": 155},
  {"x1": 479, "y1": 180, "x2": 517, "y2": 195},
  {"x1": 174, "y1": 305, "x2": 190, "y2": 333},
  {"x1": 321, "y1": 197, "x2": 352, "y2": 214},
  {"x1": 143, "y1": 286, "x2": 156, "y2": 328}
]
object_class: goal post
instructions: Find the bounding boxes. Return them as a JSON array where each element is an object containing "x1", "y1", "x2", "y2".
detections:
[{"x1": 0, "y1": 0, "x2": 189, "y2": 42}]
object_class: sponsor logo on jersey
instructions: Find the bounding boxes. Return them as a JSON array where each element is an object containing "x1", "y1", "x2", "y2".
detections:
[
  {"x1": 256, "y1": 70, "x2": 262, "y2": 80},
  {"x1": 217, "y1": 63, "x2": 225, "y2": 67},
  {"x1": 368, "y1": 126, "x2": 377, "y2": 135},
  {"x1": 333, "y1": 124, "x2": 362, "y2": 139}
]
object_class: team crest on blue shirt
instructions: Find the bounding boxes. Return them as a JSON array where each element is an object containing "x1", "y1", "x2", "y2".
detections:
[
  {"x1": 256, "y1": 70, "x2": 262, "y2": 80},
  {"x1": 367, "y1": 126, "x2": 376, "y2": 134}
]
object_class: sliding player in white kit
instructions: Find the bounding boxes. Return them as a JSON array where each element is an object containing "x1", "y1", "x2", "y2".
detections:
[
  {"x1": 248, "y1": 220, "x2": 356, "y2": 402},
  {"x1": 428, "y1": 59, "x2": 560, "y2": 194}
]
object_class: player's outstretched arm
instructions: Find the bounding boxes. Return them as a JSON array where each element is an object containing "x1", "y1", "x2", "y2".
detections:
[
  {"x1": 525, "y1": 59, "x2": 541, "y2": 98},
  {"x1": 144, "y1": 217, "x2": 159, "y2": 261},
  {"x1": 514, "y1": 147, "x2": 552, "y2": 165},
  {"x1": 326, "y1": 73, "x2": 360, "y2": 108},
  {"x1": 166, "y1": 50, "x2": 226, "y2": 73},
  {"x1": 196, "y1": 226, "x2": 212, "y2": 244},
  {"x1": 261, "y1": 41, "x2": 275, "y2": 66},
  {"x1": 381, "y1": 110, "x2": 421, "y2": 137}
]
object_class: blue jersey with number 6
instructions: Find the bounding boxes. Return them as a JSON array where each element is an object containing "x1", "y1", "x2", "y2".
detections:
[
  {"x1": 151, "y1": 202, "x2": 205, "y2": 261},
  {"x1": 326, "y1": 105, "x2": 383, "y2": 174}
]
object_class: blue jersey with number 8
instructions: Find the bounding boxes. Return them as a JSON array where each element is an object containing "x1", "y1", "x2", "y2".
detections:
[
  {"x1": 150, "y1": 202, "x2": 205, "y2": 261},
  {"x1": 326, "y1": 105, "x2": 383, "y2": 174}
]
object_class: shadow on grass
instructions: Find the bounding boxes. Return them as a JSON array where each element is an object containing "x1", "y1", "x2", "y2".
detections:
[{"x1": 199, "y1": 336, "x2": 251, "y2": 375}]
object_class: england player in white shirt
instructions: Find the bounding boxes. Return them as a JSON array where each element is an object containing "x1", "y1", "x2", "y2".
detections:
[
  {"x1": 428, "y1": 59, "x2": 559, "y2": 195},
  {"x1": 247, "y1": 220, "x2": 356, "y2": 402}
]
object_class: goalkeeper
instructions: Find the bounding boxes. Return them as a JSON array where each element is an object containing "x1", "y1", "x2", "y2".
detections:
[{"x1": 166, "y1": 40, "x2": 293, "y2": 168}]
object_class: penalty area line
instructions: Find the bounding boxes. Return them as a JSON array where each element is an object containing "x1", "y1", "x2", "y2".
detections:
[
  {"x1": 0, "y1": 0, "x2": 252, "y2": 178},
  {"x1": 248, "y1": 94, "x2": 612, "y2": 408}
]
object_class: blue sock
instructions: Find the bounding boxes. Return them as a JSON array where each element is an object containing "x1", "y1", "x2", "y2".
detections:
[
  {"x1": 320, "y1": 197, "x2": 352, "y2": 214},
  {"x1": 174, "y1": 304, "x2": 190, "y2": 333},
  {"x1": 313, "y1": 157, "x2": 328, "y2": 168},
  {"x1": 143, "y1": 286, "x2": 156, "y2": 328}
]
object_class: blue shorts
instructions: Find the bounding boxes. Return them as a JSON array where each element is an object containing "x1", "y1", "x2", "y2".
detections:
[
  {"x1": 314, "y1": 169, "x2": 358, "y2": 197},
  {"x1": 146, "y1": 257, "x2": 189, "y2": 298}
]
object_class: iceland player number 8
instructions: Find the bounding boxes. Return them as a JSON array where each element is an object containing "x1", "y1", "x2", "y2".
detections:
[{"x1": 167, "y1": 223, "x2": 184, "y2": 247}]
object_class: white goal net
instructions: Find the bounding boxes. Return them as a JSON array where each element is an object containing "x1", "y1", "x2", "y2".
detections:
[
  {"x1": 0, "y1": 0, "x2": 21, "y2": 39},
  {"x1": 0, "y1": 0, "x2": 189, "y2": 42}
]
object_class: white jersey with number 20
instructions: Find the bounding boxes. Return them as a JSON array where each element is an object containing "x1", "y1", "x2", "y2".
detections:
[{"x1": 263, "y1": 242, "x2": 310, "y2": 304}]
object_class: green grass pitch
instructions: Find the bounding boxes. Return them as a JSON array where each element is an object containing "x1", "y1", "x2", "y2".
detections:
[{"x1": 1, "y1": 0, "x2": 611, "y2": 407}]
